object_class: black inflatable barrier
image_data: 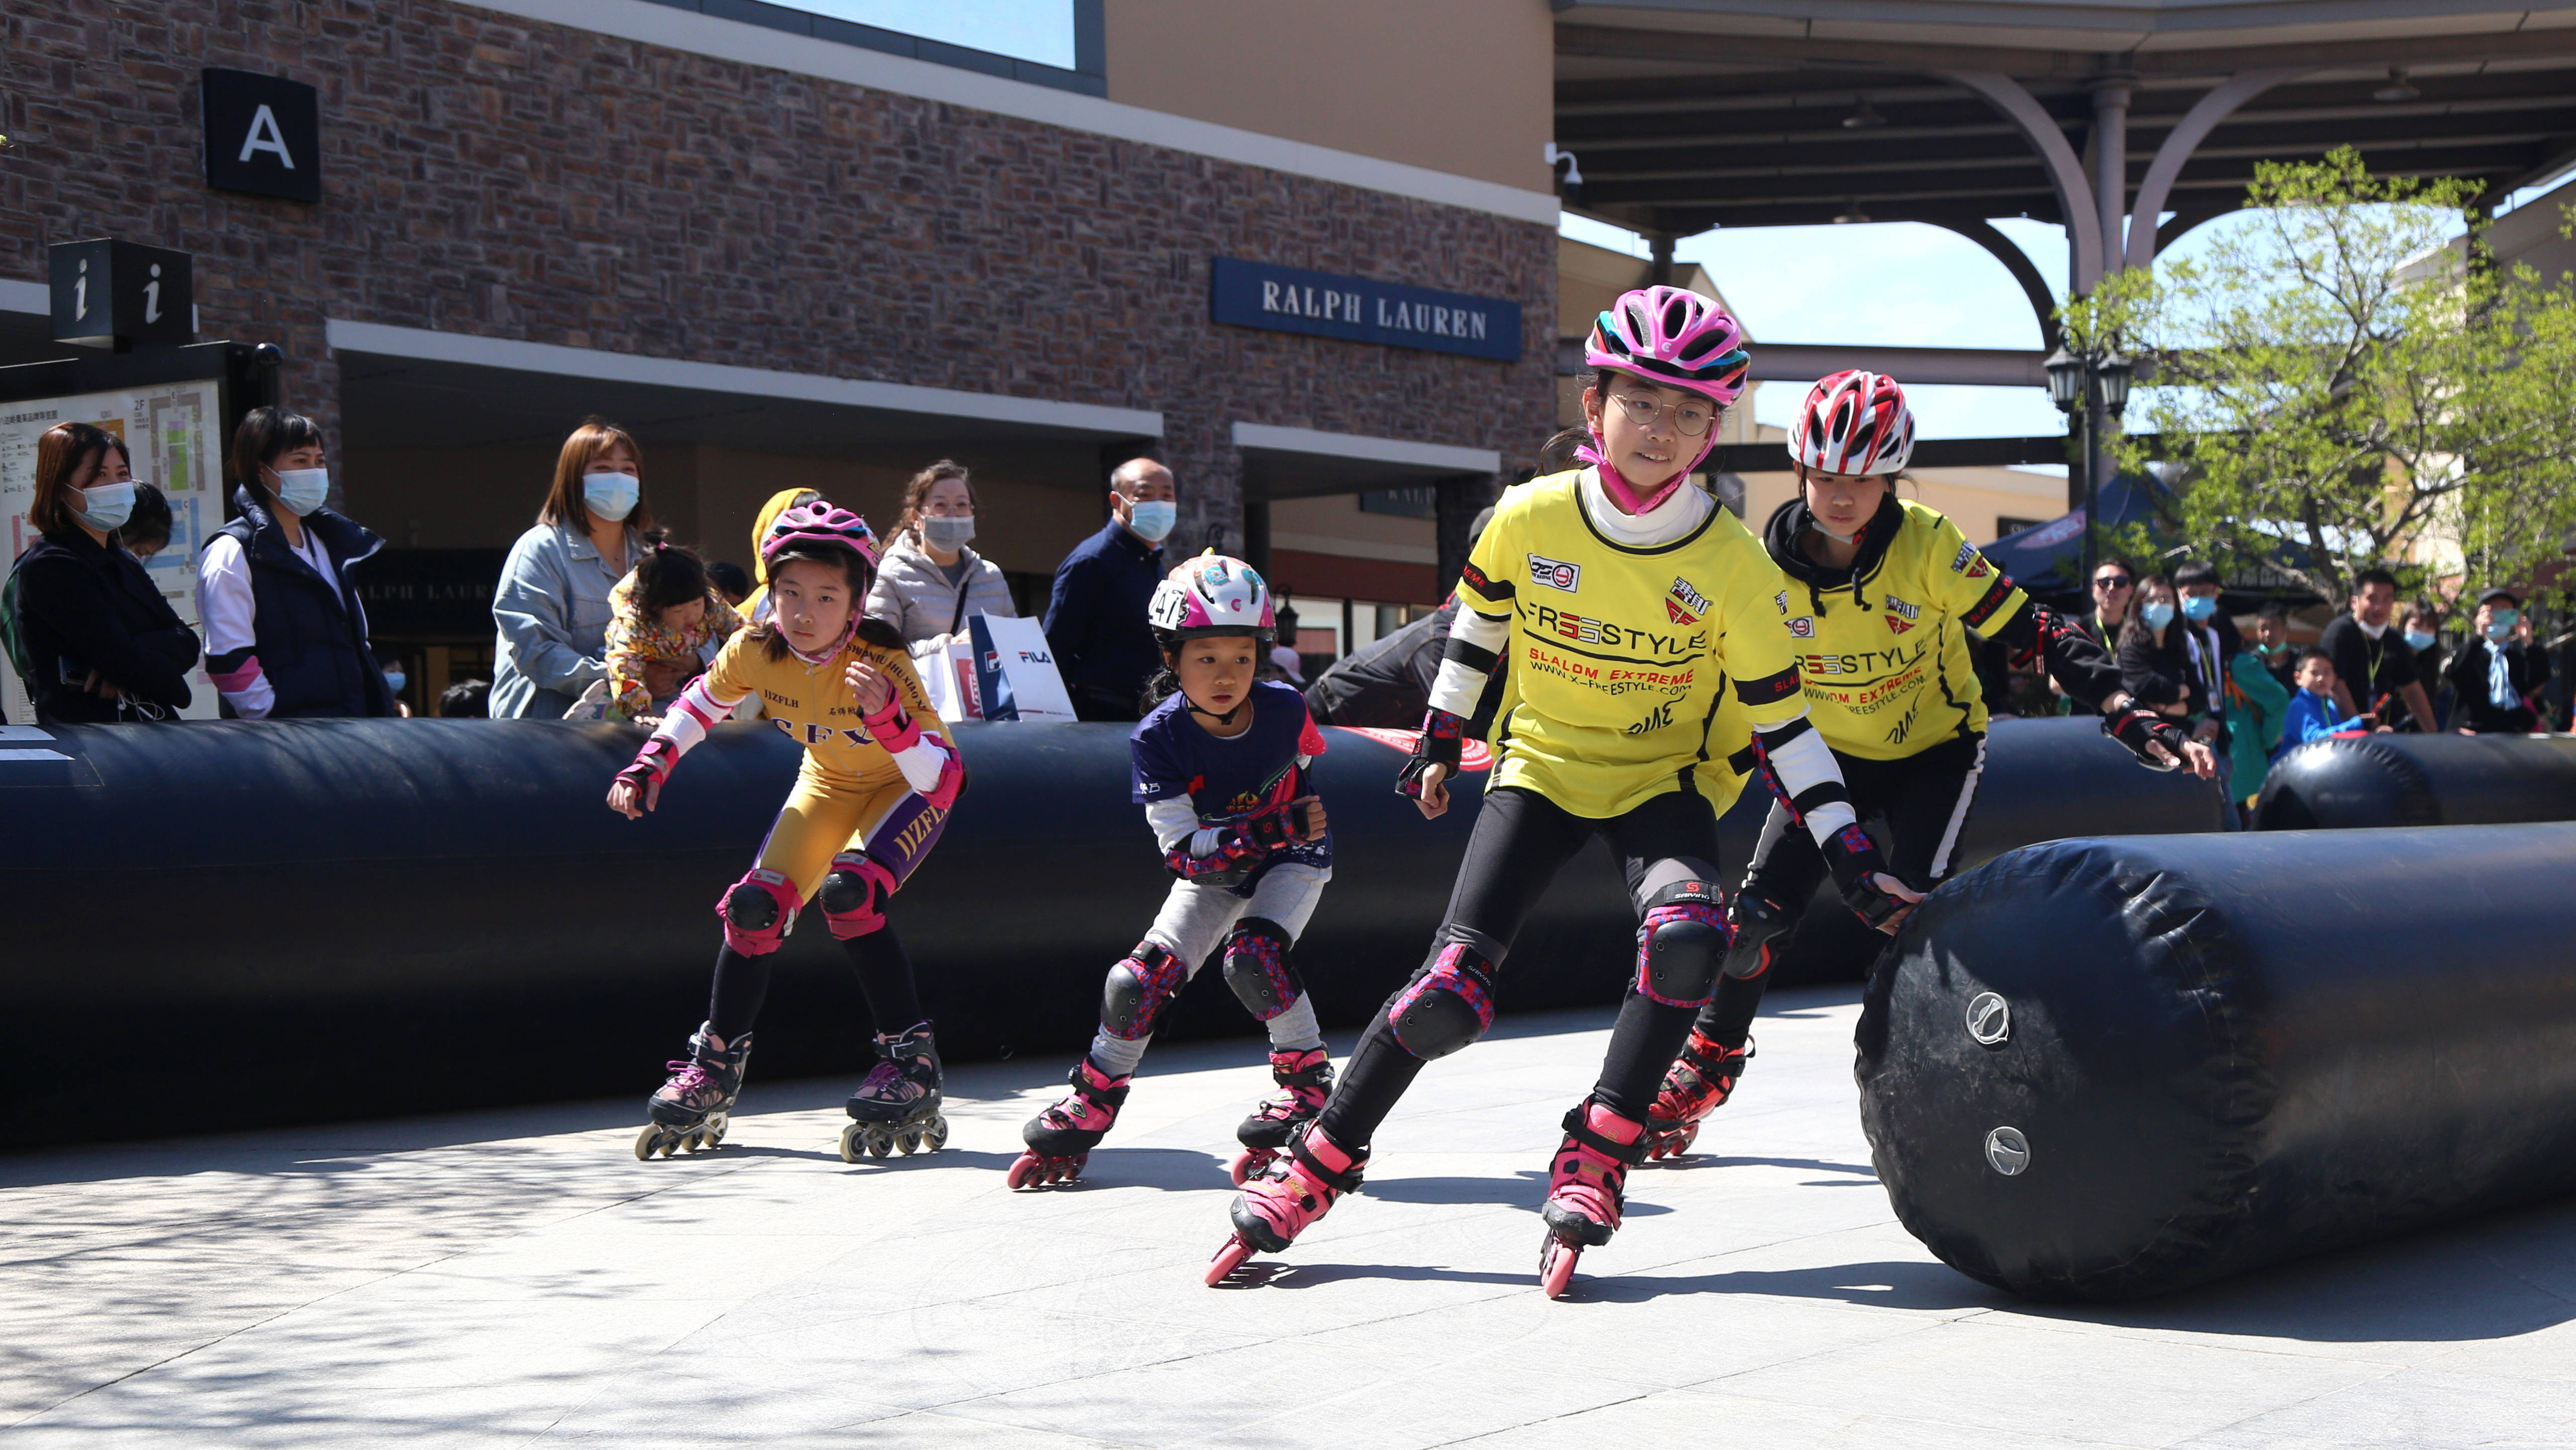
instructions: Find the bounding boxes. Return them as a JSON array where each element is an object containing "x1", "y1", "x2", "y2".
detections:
[
  {"x1": 2253, "y1": 733, "x2": 2576, "y2": 830},
  {"x1": 1858, "y1": 824, "x2": 2576, "y2": 1302},
  {"x1": 0, "y1": 713, "x2": 2215, "y2": 1145}
]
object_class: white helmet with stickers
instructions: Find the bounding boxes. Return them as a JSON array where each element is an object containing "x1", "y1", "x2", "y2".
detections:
[{"x1": 1149, "y1": 553, "x2": 1276, "y2": 643}]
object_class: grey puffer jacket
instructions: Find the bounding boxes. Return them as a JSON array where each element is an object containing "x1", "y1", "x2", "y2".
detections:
[{"x1": 865, "y1": 532, "x2": 1014, "y2": 647}]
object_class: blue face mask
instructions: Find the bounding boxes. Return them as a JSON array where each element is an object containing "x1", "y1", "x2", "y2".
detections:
[
  {"x1": 2403, "y1": 629, "x2": 2436, "y2": 651},
  {"x1": 383, "y1": 670, "x2": 407, "y2": 694},
  {"x1": 2181, "y1": 594, "x2": 2217, "y2": 622},
  {"x1": 76, "y1": 480, "x2": 136, "y2": 532},
  {"x1": 2488, "y1": 609, "x2": 2519, "y2": 640},
  {"x1": 1126, "y1": 499, "x2": 1176, "y2": 543},
  {"x1": 2142, "y1": 600, "x2": 2176, "y2": 630},
  {"x1": 583, "y1": 470, "x2": 640, "y2": 522}
]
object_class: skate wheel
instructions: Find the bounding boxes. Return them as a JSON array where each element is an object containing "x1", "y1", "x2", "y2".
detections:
[
  {"x1": 867, "y1": 1129, "x2": 892, "y2": 1158},
  {"x1": 1228, "y1": 1147, "x2": 1272, "y2": 1187},
  {"x1": 838, "y1": 1121, "x2": 865, "y2": 1165},
  {"x1": 925, "y1": 1117, "x2": 949, "y2": 1152},
  {"x1": 895, "y1": 1132, "x2": 920, "y2": 1155},
  {"x1": 1539, "y1": 1233, "x2": 1581, "y2": 1299},
  {"x1": 1006, "y1": 1151, "x2": 1042, "y2": 1189},
  {"x1": 1206, "y1": 1235, "x2": 1256, "y2": 1286},
  {"x1": 634, "y1": 1125, "x2": 665, "y2": 1161}
]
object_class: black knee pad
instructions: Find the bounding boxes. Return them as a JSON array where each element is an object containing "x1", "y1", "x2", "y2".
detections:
[
  {"x1": 1386, "y1": 941, "x2": 1498, "y2": 1060},
  {"x1": 1220, "y1": 918, "x2": 1303, "y2": 1022},
  {"x1": 724, "y1": 879, "x2": 784, "y2": 931},
  {"x1": 1722, "y1": 890, "x2": 1795, "y2": 980},
  {"x1": 1101, "y1": 941, "x2": 1184, "y2": 1040},
  {"x1": 816, "y1": 869, "x2": 872, "y2": 918},
  {"x1": 1636, "y1": 879, "x2": 1728, "y2": 1008}
]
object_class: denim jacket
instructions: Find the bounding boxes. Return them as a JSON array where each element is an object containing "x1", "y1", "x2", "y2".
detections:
[{"x1": 489, "y1": 521, "x2": 634, "y2": 719}]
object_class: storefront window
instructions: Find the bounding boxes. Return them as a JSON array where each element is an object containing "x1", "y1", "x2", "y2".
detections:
[{"x1": 769, "y1": 0, "x2": 1077, "y2": 69}]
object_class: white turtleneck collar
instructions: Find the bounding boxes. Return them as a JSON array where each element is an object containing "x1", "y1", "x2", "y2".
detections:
[{"x1": 1579, "y1": 466, "x2": 1710, "y2": 548}]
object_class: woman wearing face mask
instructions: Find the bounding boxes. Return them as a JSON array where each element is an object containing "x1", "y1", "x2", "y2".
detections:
[
  {"x1": 1213, "y1": 293, "x2": 1927, "y2": 1298},
  {"x1": 2401, "y1": 603, "x2": 2449, "y2": 731},
  {"x1": 490, "y1": 417, "x2": 671, "y2": 719},
  {"x1": 864, "y1": 459, "x2": 1015, "y2": 653},
  {"x1": 196, "y1": 408, "x2": 393, "y2": 719},
  {"x1": 2446, "y1": 588, "x2": 2552, "y2": 734},
  {"x1": 1641, "y1": 372, "x2": 2213, "y2": 1164},
  {"x1": 2117, "y1": 573, "x2": 2218, "y2": 735},
  {"x1": 6, "y1": 423, "x2": 199, "y2": 724}
]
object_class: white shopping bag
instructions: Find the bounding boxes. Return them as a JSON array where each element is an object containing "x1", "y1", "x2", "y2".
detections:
[
  {"x1": 968, "y1": 614, "x2": 1077, "y2": 722},
  {"x1": 913, "y1": 633, "x2": 983, "y2": 723}
]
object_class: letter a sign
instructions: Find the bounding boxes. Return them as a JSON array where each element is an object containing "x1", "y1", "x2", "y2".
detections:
[{"x1": 202, "y1": 69, "x2": 321, "y2": 203}]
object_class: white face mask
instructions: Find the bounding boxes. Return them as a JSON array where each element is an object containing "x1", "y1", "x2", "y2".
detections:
[
  {"x1": 2356, "y1": 617, "x2": 2388, "y2": 640},
  {"x1": 76, "y1": 480, "x2": 136, "y2": 532},
  {"x1": 270, "y1": 467, "x2": 330, "y2": 518},
  {"x1": 583, "y1": 470, "x2": 640, "y2": 523},
  {"x1": 923, "y1": 516, "x2": 976, "y2": 550}
]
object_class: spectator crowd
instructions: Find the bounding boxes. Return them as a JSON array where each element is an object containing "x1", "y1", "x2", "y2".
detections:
[{"x1": 4, "y1": 408, "x2": 2568, "y2": 824}]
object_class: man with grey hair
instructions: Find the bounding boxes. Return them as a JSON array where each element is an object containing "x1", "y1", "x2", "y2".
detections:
[{"x1": 1044, "y1": 456, "x2": 1178, "y2": 721}]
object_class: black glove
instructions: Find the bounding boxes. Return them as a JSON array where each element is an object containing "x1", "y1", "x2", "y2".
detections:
[
  {"x1": 1821, "y1": 823, "x2": 1911, "y2": 930},
  {"x1": 1396, "y1": 710, "x2": 1465, "y2": 800},
  {"x1": 2104, "y1": 704, "x2": 2189, "y2": 772}
]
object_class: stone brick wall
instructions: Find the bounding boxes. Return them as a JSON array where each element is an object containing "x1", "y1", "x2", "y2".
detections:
[{"x1": 2, "y1": 1, "x2": 1557, "y2": 548}]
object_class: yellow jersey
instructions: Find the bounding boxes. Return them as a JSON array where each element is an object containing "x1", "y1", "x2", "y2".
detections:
[
  {"x1": 1768, "y1": 499, "x2": 2027, "y2": 761},
  {"x1": 1456, "y1": 470, "x2": 1806, "y2": 819},
  {"x1": 700, "y1": 628, "x2": 948, "y2": 790}
]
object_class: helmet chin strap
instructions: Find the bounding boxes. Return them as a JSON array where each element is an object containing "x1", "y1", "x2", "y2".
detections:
[{"x1": 1576, "y1": 425, "x2": 1720, "y2": 516}]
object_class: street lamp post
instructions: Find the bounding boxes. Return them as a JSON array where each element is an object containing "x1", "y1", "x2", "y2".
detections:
[{"x1": 2044, "y1": 345, "x2": 2133, "y2": 590}]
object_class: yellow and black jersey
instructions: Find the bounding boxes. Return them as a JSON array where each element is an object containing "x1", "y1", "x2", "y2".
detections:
[
  {"x1": 1759, "y1": 497, "x2": 2027, "y2": 761},
  {"x1": 1453, "y1": 469, "x2": 1805, "y2": 818}
]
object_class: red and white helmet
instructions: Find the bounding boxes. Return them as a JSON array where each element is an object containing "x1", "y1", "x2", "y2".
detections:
[
  {"x1": 1585, "y1": 285, "x2": 1752, "y2": 408},
  {"x1": 760, "y1": 501, "x2": 881, "y2": 572},
  {"x1": 1792, "y1": 370, "x2": 1915, "y2": 476},
  {"x1": 1149, "y1": 554, "x2": 1274, "y2": 642}
]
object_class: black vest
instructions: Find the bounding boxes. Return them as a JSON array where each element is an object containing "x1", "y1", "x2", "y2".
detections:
[{"x1": 211, "y1": 487, "x2": 392, "y2": 718}]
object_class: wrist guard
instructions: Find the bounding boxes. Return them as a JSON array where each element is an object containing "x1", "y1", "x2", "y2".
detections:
[
  {"x1": 862, "y1": 694, "x2": 923, "y2": 754},
  {"x1": 1239, "y1": 800, "x2": 1312, "y2": 851},
  {"x1": 1167, "y1": 828, "x2": 1268, "y2": 888},
  {"x1": 2104, "y1": 705, "x2": 2187, "y2": 772},
  {"x1": 1396, "y1": 710, "x2": 1465, "y2": 799},
  {"x1": 1822, "y1": 823, "x2": 1910, "y2": 930},
  {"x1": 620, "y1": 736, "x2": 677, "y2": 789}
]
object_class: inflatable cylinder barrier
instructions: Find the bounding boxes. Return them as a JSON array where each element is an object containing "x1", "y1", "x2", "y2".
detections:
[
  {"x1": 2253, "y1": 733, "x2": 2576, "y2": 831},
  {"x1": 1858, "y1": 825, "x2": 2576, "y2": 1302},
  {"x1": 0, "y1": 713, "x2": 2215, "y2": 1145}
]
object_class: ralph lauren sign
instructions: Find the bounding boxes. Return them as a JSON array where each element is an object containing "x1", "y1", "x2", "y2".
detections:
[{"x1": 1210, "y1": 258, "x2": 1520, "y2": 363}]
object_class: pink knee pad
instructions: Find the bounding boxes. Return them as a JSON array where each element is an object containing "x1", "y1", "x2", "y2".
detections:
[
  {"x1": 718, "y1": 869, "x2": 801, "y2": 956},
  {"x1": 819, "y1": 853, "x2": 898, "y2": 940}
]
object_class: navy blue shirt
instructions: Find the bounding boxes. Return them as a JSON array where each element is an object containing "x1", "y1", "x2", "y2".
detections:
[
  {"x1": 1043, "y1": 518, "x2": 1164, "y2": 702},
  {"x1": 1131, "y1": 680, "x2": 1332, "y2": 890}
]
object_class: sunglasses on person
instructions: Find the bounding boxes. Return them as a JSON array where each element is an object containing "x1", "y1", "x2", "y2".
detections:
[{"x1": 2093, "y1": 574, "x2": 2134, "y2": 591}]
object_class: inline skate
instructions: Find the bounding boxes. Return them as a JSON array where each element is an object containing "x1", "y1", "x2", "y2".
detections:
[
  {"x1": 839, "y1": 1022, "x2": 948, "y2": 1161},
  {"x1": 1208, "y1": 1121, "x2": 1367, "y2": 1283},
  {"x1": 637, "y1": 1024, "x2": 752, "y2": 1159},
  {"x1": 1537, "y1": 1098, "x2": 1649, "y2": 1298},
  {"x1": 1643, "y1": 1031, "x2": 1751, "y2": 1161},
  {"x1": 1007, "y1": 1057, "x2": 1130, "y2": 1188},
  {"x1": 1230, "y1": 1047, "x2": 1332, "y2": 1185}
]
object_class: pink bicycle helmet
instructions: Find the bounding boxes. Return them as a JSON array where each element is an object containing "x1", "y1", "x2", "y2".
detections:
[
  {"x1": 1149, "y1": 554, "x2": 1275, "y2": 642},
  {"x1": 1585, "y1": 285, "x2": 1752, "y2": 408},
  {"x1": 1581, "y1": 286, "x2": 1753, "y2": 514},
  {"x1": 760, "y1": 501, "x2": 881, "y2": 573},
  {"x1": 1792, "y1": 370, "x2": 1915, "y2": 476}
]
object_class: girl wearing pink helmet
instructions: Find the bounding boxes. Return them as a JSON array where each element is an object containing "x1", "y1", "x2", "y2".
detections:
[
  {"x1": 607, "y1": 501, "x2": 967, "y2": 1164},
  {"x1": 1210, "y1": 288, "x2": 1921, "y2": 1297},
  {"x1": 1639, "y1": 370, "x2": 2215, "y2": 1161},
  {"x1": 1009, "y1": 553, "x2": 1340, "y2": 1189}
]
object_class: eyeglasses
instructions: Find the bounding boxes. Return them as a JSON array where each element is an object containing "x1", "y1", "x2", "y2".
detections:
[
  {"x1": 2093, "y1": 575, "x2": 2134, "y2": 591},
  {"x1": 1606, "y1": 393, "x2": 1718, "y2": 438}
]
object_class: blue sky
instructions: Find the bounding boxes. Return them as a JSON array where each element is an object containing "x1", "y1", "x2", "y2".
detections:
[{"x1": 775, "y1": 0, "x2": 1075, "y2": 67}]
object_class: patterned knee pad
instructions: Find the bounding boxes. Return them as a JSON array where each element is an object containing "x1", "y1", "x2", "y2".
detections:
[
  {"x1": 718, "y1": 869, "x2": 801, "y2": 956},
  {"x1": 1220, "y1": 918, "x2": 1303, "y2": 1022},
  {"x1": 1387, "y1": 941, "x2": 1498, "y2": 1060},
  {"x1": 1102, "y1": 941, "x2": 1186, "y2": 1040},
  {"x1": 1636, "y1": 879, "x2": 1731, "y2": 1008}
]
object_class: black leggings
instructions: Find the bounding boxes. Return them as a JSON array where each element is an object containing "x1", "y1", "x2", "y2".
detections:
[
  {"x1": 707, "y1": 929, "x2": 923, "y2": 1044},
  {"x1": 1316, "y1": 783, "x2": 1725, "y2": 1147},
  {"x1": 1698, "y1": 732, "x2": 1986, "y2": 1047}
]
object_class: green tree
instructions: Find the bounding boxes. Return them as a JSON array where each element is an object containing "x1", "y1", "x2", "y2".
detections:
[{"x1": 2061, "y1": 148, "x2": 2576, "y2": 609}]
